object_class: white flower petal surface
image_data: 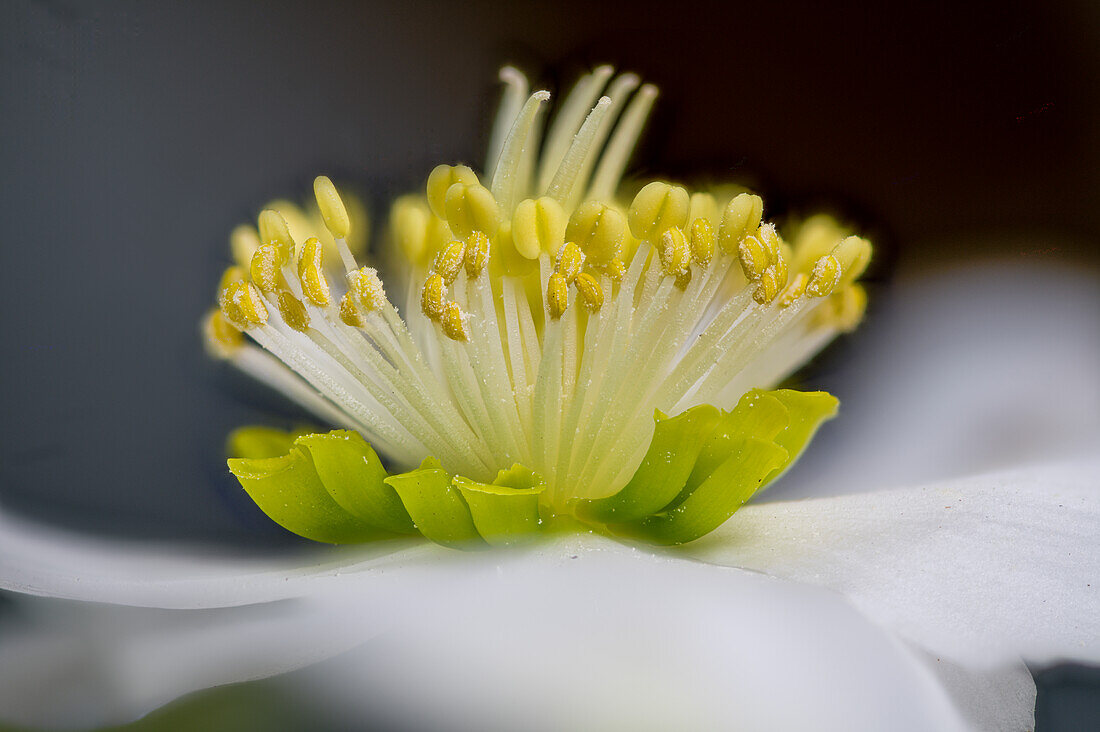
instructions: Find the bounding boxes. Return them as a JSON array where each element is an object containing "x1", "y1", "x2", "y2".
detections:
[
  {"x1": 1, "y1": 535, "x2": 975, "y2": 732},
  {"x1": 773, "y1": 262, "x2": 1100, "y2": 500},
  {"x1": 682, "y1": 458, "x2": 1100, "y2": 668}
]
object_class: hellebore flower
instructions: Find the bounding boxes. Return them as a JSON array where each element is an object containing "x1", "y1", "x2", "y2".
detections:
[{"x1": 0, "y1": 67, "x2": 1097, "y2": 731}]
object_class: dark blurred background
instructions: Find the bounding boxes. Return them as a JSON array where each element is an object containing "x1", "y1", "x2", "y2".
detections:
[{"x1": 0, "y1": 0, "x2": 1097, "y2": 729}]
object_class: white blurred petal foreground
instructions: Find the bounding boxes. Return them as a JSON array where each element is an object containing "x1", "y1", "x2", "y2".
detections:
[{"x1": 1, "y1": 262, "x2": 1097, "y2": 731}]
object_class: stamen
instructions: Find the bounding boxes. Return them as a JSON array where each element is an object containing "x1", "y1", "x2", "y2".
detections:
[
  {"x1": 556, "y1": 242, "x2": 585, "y2": 283},
  {"x1": 202, "y1": 309, "x2": 243, "y2": 359},
  {"x1": 464, "y1": 231, "x2": 490, "y2": 278},
  {"x1": 718, "y1": 193, "x2": 764, "y2": 254},
  {"x1": 757, "y1": 223, "x2": 782, "y2": 264},
  {"x1": 217, "y1": 265, "x2": 247, "y2": 295},
  {"x1": 230, "y1": 225, "x2": 260, "y2": 269},
  {"x1": 779, "y1": 272, "x2": 808, "y2": 307},
  {"x1": 807, "y1": 254, "x2": 841, "y2": 297},
  {"x1": 257, "y1": 209, "x2": 294, "y2": 259},
  {"x1": 443, "y1": 182, "x2": 501, "y2": 240},
  {"x1": 312, "y1": 176, "x2": 350, "y2": 240},
  {"x1": 441, "y1": 302, "x2": 470, "y2": 342},
  {"x1": 229, "y1": 281, "x2": 268, "y2": 326},
  {"x1": 565, "y1": 201, "x2": 626, "y2": 265},
  {"x1": 688, "y1": 192, "x2": 719, "y2": 226},
  {"x1": 833, "y1": 235, "x2": 873, "y2": 285},
  {"x1": 574, "y1": 272, "x2": 604, "y2": 311},
  {"x1": 753, "y1": 263, "x2": 784, "y2": 305},
  {"x1": 738, "y1": 236, "x2": 770, "y2": 281},
  {"x1": 433, "y1": 240, "x2": 467, "y2": 284},
  {"x1": 390, "y1": 196, "x2": 431, "y2": 265},
  {"x1": 348, "y1": 267, "x2": 387, "y2": 311},
  {"x1": 689, "y1": 218, "x2": 716, "y2": 266},
  {"x1": 421, "y1": 273, "x2": 446, "y2": 321},
  {"x1": 512, "y1": 196, "x2": 566, "y2": 259},
  {"x1": 658, "y1": 227, "x2": 690, "y2": 276},
  {"x1": 427, "y1": 164, "x2": 478, "y2": 219},
  {"x1": 297, "y1": 237, "x2": 332, "y2": 306},
  {"x1": 547, "y1": 272, "x2": 569, "y2": 319},
  {"x1": 249, "y1": 243, "x2": 285, "y2": 294},
  {"x1": 338, "y1": 293, "x2": 365, "y2": 327},
  {"x1": 277, "y1": 291, "x2": 311, "y2": 332}
]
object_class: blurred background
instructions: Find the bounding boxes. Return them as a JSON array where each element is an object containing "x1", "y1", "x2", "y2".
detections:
[{"x1": 0, "y1": 0, "x2": 1097, "y2": 729}]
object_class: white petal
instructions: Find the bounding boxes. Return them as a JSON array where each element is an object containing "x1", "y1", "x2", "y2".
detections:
[
  {"x1": 682, "y1": 458, "x2": 1100, "y2": 667},
  {"x1": 1, "y1": 535, "x2": 975, "y2": 731},
  {"x1": 912, "y1": 648, "x2": 1036, "y2": 732},
  {"x1": 772, "y1": 262, "x2": 1100, "y2": 500}
]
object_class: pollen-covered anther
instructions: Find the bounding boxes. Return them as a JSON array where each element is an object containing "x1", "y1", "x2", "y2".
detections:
[
  {"x1": 202, "y1": 309, "x2": 243, "y2": 359},
  {"x1": 779, "y1": 272, "x2": 809, "y2": 307},
  {"x1": 718, "y1": 193, "x2": 764, "y2": 255},
  {"x1": 556, "y1": 242, "x2": 585, "y2": 283},
  {"x1": 674, "y1": 268, "x2": 693, "y2": 291},
  {"x1": 753, "y1": 264, "x2": 783, "y2": 305},
  {"x1": 600, "y1": 257, "x2": 626, "y2": 282},
  {"x1": 807, "y1": 254, "x2": 841, "y2": 297},
  {"x1": 738, "y1": 235, "x2": 769, "y2": 281},
  {"x1": 689, "y1": 217, "x2": 715, "y2": 266},
  {"x1": 659, "y1": 226, "x2": 690, "y2": 277},
  {"x1": 313, "y1": 176, "x2": 351, "y2": 239},
  {"x1": 277, "y1": 291, "x2": 311, "y2": 332},
  {"x1": 249, "y1": 243, "x2": 285, "y2": 294},
  {"x1": 628, "y1": 181, "x2": 690, "y2": 241},
  {"x1": 757, "y1": 223, "x2": 782, "y2": 265},
  {"x1": 348, "y1": 267, "x2": 387, "y2": 312},
  {"x1": 441, "y1": 302, "x2": 470, "y2": 342},
  {"x1": 565, "y1": 201, "x2": 626, "y2": 265},
  {"x1": 297, "y1": 237, "x2": 332, "y2": 306},
  {"x1": 463, "y1": 231, "x2": 490, "y2": 279},
  {"x1": 426, "y1": 164, "x2": 479, "y2": 219},
  {"x1": 217, "y1": 265, "x2": 247, "y2": 296},
  {"x1": 832, "y1": 235, "x2": 873, "y2": 286},
  {"x1": 421, "y1": 273, "x2": 447, "y2": 322},
  {"x1": 257, "y1": 209, "x2": 294, "y2": 260},
  {"x1": 433, "y1": 240, "x2": 467, "y2": 284},
  {"x1": 547, "y1": 272, "x2": 569, "y2": 319},
  {"x1": 573, "y1": 272, "x2": 604, "y2": 312},
  {"x1": 338, "y1": 293, "x2": 365, "y2": 327},
  {"x1": 230, "y1": 281, "x2": 269, "y2": 327}
]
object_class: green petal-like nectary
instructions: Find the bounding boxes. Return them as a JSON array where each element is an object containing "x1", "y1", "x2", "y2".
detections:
[
  {"x1": 227, "y1": 425, "x2": 314, "y2": 459},
  {"x1": 453, "y1": 465, "x2": 547, "y2": 546},
  {"x1": 295, "y1": 431, "x2": 416, "y2": 535},
  {"x1": 577, "y1": 405, "x2": 721, "y2": 524},
  {"x1": 384, "y1": 458, "x2": 486, "y2": 550},
  {"x1": 763, "y1": 389, "x2": 840, "y2": 485},
  {"x1": 227, "y1": 448, "x2": 385, "y2": 544}
]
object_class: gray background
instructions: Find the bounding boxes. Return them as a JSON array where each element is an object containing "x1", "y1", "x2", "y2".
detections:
[{"x1": 1, "y1": 1, "x2": 1097, "y2": 728}]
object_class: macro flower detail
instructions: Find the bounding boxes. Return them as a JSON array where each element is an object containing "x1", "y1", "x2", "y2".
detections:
[{"x1": 204, "y1": 66, "x2": 872, "y2": 548}]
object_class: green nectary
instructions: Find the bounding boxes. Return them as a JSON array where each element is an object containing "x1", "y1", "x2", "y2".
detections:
[{"x1": 227, "y1": 388, "x2": 837, "y2": 549}]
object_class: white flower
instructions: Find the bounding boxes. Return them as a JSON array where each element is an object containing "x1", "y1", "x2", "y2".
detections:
[{"x1": 0, "y1": 68, "x2": 1097, "y2": 732}]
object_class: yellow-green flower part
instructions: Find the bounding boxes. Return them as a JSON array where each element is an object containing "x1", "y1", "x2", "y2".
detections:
[{"x1": 204, "y1": 66, "x2": 872, "y2": 548}]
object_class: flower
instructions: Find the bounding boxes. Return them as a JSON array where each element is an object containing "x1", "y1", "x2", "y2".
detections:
[
  {"x1": 0, "y1": 68, "x2": 1097, "y2": 731},
  {"x1": 202, "y1": 66, "x2": 871, "y2": 548}
]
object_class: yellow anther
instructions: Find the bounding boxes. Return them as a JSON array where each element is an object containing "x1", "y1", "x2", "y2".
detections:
[
  {"x1": 426, "y1": 164, "x2": 479, "y2": 220},
  {"x1": 338, "y1": 293, "x2": 365, "y2": 327},
  {"x1": 547, "y1": 272, "x2": 569, "y2": 319},
  {"x1": 792, "y1": 214, "x2": 847, "y2": 273},
  {"x1": 807, "y1": 254, "x2": 841, "y2": 297},
  {"x1": 674, "y1": 268, "x2": 693, "y2": 291},
  {"x1": 628, "y1": 181, "x2": 690, "y2": 241},
  {"x1": 779, "y1": 272, "x2": 809, "y2": 307},
  {"x1": 444, "y1": 182, "x2": 501, "y2": 240},
  {"x1": 737, "y1": 236, "x2": 769, "y2": 281},
  {"x1": 231, "y1": 281, "x2": 269, "y2": 326},
  {"x1": 836, "y1": 284, "x2": 868, "y2": 332},
  {"x1": 757, "y1": 223, "x2": 782, "y2": 265},
  {"x1": 390, "y1": 195, "x2": 430, "y2": 264},
  {"x1": 688, "y1": 192, "x2": 719, "y2": 227},
  {"x1": 217, "y1": 265, "x2": 247, "y2": 296},
  {"x1": 513, "y1": 197, "x2": 567, "y2": 259},
  {"x1": 297, "y1": 237, "x2": 332, "y2": 307},
  {"x1": 689, "y1": 217, "x2": 716, "y2": 266},
  {"x1": 772, "y1": 253, "x2": 789, "y2": 289},
  {"x1": 464, "y1": 231, "x2": 490, "y2": 278},
  {"x1": 556, "y1": 242, "x2": 585, "y2": 283},
  {"x1": 753, "y1": 264, "x2": 783, "y2": 305},
  {"x1": 218, "y1": 285, "x2": 248, "y2": 329},
  {"x1": 249, "y1": 243, "x2": 285, "y2": 294},
  {"x1": 230, "y1": 225, "x2": 261, "y2": 269},
  {"x1": 202, "y1": 309, "x2": 244, "y2": 359},
  {"x1": 718, "y1": 193, "x2": 764, "y2": 254},
  {"x1": 601, "y1": 257, "x2": 626, "y2": 282},
  {"x1": 658, "y1": 226, "x2": 690, "y2": 276},
  {"x1": 433, "y1": 240, "x2": 467, "y2": 284},
  {"x1": 277, "y1": 291, "x2": 311, "y2": 332},
  {"x1": 832, "y1": 235, "x2": 873, "y2": 286},
  {"x1": 257, "y1": 209, "x2": 294, "y2": 259},
  {"x1": 348, "y1": 267, "x2": 387, "y2": 312},
  {"x1": 565, "y1": 201, "x2": 627, "y2": 265},
  {"x1": 573, "y1": 272, "x2": 604, "y2": 311},
  {"x1": 313, "y1": 176, "x2": 351, "y2": 240},
  {"x1": 441, "y1": 302, "x2": 470, "y2": 342},
  {"x1": 421, "y1": 273, "x2": 446, "y2": 322}
]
